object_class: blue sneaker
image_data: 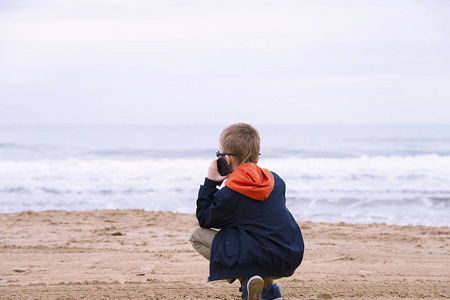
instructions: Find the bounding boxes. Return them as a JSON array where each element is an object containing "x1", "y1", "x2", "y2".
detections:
[
  {"x1": 261, "y1": 284, "x2": 282, "y2": 300},
  {"x1": 240, "y1": 275, "x2": 264, "y2": 300}
]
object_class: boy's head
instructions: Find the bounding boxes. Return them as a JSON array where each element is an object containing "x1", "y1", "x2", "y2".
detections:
[{"x1": 219, "y1": 123, "x2": 260, "y2": 165}]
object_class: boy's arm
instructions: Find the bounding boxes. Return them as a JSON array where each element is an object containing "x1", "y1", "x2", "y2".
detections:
[{"x1": 196, "y1": 178, "x2": 235, "y2": 229}]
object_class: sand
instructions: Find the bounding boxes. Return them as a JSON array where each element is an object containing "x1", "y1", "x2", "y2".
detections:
[{"x1": 0, "y1": 209, "x2": 448, "y2": 299}]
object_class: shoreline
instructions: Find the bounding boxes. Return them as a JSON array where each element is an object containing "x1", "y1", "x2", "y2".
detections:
[
  {"x1": 1, "y1": 209, "x2": 449, "y2": 299},
  {"x1": 3, "y1": 208, "x2": 448, "y2": 229}
]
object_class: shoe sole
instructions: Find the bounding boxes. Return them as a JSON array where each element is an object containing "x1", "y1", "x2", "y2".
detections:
[{"x1": 247, "y1": 276, "x2": 264, "y2": 300}]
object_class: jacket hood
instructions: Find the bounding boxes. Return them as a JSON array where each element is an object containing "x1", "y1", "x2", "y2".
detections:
[{"x1": 225, "y1": 163, "x2": 274, "y2": 201}]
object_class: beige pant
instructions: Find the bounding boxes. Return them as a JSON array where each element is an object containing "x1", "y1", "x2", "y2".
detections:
[
  {"x1": 189, "y1": 227, "x2": 279, "y2": 286},
  {"x1": 190, "y1": 227, "x2": 218, "y2": 260}
]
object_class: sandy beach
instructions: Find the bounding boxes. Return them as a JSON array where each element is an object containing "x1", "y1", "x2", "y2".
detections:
[{"x1": 0, "y1": 210, "x2": 448, "y2": 299}]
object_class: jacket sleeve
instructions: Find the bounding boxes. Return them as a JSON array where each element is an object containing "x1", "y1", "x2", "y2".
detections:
[{"x1": 196, "y1": 178, "x2": 235, "y2": 229}]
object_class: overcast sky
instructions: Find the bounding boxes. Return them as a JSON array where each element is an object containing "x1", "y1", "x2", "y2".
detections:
[{"x1": 1, "y1": 0, "x2": 449, "y2": 126}]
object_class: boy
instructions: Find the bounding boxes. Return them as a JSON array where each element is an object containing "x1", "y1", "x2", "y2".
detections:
[{"x1": 190, "y1": 123, "x2": 304, "y2": 300}]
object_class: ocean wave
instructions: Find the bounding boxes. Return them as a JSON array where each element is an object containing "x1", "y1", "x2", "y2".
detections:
[
  {"x1": 78, "y1": 148, "x2": 214, "y2": 159},
  {"x1": 0, "y1": 156, "x2": 449, "y2": 226}
]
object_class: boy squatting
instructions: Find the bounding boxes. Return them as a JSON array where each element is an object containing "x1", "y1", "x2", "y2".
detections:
[{"x1": 190, "y1": 123, "x2": 304, "y2": 300}]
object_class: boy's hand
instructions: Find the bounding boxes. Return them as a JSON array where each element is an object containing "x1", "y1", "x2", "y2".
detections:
[{"x1": 207, "y1": 158, "x2": 229, "y2": 182}]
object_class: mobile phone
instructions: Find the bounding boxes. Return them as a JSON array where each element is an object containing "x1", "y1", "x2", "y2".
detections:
[{"x1": 217, "y1": 156, "x2": 230, "y2": 176}]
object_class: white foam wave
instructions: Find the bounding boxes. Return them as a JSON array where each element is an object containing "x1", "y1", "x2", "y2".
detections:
[
  {"x1": 0, "y1": 158, "x2": 210, "y2": 214},
  {"x1": 0, "y1": 155, "x2": 449, "y2": 226},
  {"x1": 264, "y1": 154, "x2": 450, "y2": 194},
  {"x1": 263, "y1": 155, "x2": 450, "y2": 226}
]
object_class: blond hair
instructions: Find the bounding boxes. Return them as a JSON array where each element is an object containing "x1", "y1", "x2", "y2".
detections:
[{"x1": 220, "y1": 123, "x2": 260, "y2": 164}]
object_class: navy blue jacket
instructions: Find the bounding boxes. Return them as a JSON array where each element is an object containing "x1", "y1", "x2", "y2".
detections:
[{"x1": 196, "y1": 171, "x2": 304, "y2": 281}]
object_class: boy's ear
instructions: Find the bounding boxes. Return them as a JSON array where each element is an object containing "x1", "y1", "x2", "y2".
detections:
[{"x1": 225, "y1": 155, "x2": 232, "y2": 166}]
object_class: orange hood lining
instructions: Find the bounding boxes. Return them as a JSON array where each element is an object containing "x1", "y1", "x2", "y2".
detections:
[{"x1": 225, "y1": 163, "x2": 274, "y2": 201}]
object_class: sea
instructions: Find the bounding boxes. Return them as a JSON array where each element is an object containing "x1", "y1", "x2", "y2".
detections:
[{"x1": 0, "y1": 124, "x2": 449, "y2": 227}]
